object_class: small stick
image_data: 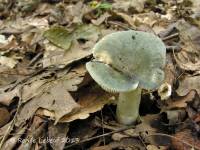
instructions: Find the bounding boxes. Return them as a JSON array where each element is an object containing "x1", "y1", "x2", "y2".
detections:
[
  {"x1": 107, "y1": 21, "x2": 135, "y2": 30},
  {"x1": 28, "y1": 52, "x2": 43, "y2": 67},
  {"x1": 64, "y1": 125, "x2": 135, "y2": 149},
  {"x1": 162, "y1": 33, "x2": 179, "y2": 41}
]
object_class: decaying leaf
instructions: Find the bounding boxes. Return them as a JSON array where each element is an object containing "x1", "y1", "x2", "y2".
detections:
[
  {"x1": 0, "y1": 35, "x2": 18, "y2": 51},
  {"x1": 59, "y1": 87, "x2": 115, "y2": 122},
  {"x1": 175, "y1": 20, "x2": 200, "y2": 72},
  {"x1": 15, "y1": 83, "x2": 80, "y2": 126},
  {"x1": 0, "y1": 65, "x2": 86, "y2": 126},
  {"x1": 0, "y1": 56, "x2": 18, "y2": 68},
  {"x1": 91, "y1": 12, "x2": 111, "y2": 26},
  {"x1": 147, "y1": 145, "x2": 167, "y2": 150},
  {"x1": 48, "y1": 123, "x2": 69, "y2": 150},
  {"x1": 18, "y1": 116, "x2": 46, "y2": 149},
  {"x1": 43, "y1": 26, "x2": 73, "y2": 50},
  {"x1": 1, "y1": 1, "x2": 200, "y2": 150},
  {"x1": 44, "y1": 24, "x2": 100, "y2": 50},
  {"x1": 0, "y1": 107, "x2": 10, "y2": 127},
  {"x1": 0, "y1": 35, "x2": 6, "y2": 44},
  {"x1": 112, "y1": 0, "x2": 147, "y2": 12},
  {"x1": 91, "y1": 138, "x2": 144, "y2": 150},
  {"x1": 0, "y1": 65, "x2": 86, "y2": 106},
  {"x1": 42, "y1": 40, "x2": 91, "y2": 68},
  {"x1": 0, "y1": 87, "x2": 20, "y2": 106},
  {"x1": 191, "y1": 0, "x2": 200, "y2": 13},
  {"x1": 177, "y1": 75, "x2": 200, "y2": 96},
  {"x1": 42, "y1": 24, "x2": 100, "y2": 67},
  {"x1": 164, "y1": 90, "x2": 197, "y2": 109},
  {"x1": 172, "y1": 129, "x2": 200, "y2": 150},
  {"x1": 2, "y1": 126, "x2": 27, "y2": 150}
]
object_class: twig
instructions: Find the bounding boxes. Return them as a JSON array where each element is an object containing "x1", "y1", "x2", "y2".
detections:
[
  {"x1": 100, "y1": 110, "x2": 106, "y2": 145},
  {"x1": 28, "y1": 52, "x2": 43, "y2": 67},
  {"x1": 64, "y1": 125, "x2": 135, "y2": 149},
  {"x1": 138, "y1": 133, "x2": 147, "y2": 150},
  {"x1": 162, "y1": 33, "x2": 179, "y2": 41},
  {"x1": 107, "y1": 21, "x2": 135, "y2": 30}
]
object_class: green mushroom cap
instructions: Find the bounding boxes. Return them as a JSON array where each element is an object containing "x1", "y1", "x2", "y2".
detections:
[{"x1": 86, "y1": 30, "x2": 166, "y2": 92}]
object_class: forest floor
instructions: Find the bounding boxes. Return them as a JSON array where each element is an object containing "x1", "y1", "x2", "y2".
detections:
[{"x1": 0, "y1": 0, "x2": 200, "y2": 149}]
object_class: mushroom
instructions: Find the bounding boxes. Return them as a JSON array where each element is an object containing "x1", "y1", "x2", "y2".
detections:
[{"x1": 86, "y1": 30, "x2": 166, "y2": 125}]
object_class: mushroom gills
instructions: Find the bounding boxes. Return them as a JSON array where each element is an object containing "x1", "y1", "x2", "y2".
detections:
[{"x1": 86, "y1": 61, "x2": 139, "y2": 93}]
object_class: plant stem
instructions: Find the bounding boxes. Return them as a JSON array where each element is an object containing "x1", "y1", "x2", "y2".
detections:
[{"x1": 116, "y1": 87, "x2": 142, "y2": 125}]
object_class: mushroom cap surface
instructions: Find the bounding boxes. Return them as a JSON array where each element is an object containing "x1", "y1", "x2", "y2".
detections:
[{"x1": 86, "y1": 30, "x2": 166, "y2": 92}]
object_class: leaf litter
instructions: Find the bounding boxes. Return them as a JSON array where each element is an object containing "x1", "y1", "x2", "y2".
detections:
[{"x1": 0, "y1": 0, "x2": 200, "y2": 150}]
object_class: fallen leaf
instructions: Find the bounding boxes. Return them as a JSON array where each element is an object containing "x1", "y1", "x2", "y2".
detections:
[
  {"x1": 164, "y1": 90, "x2": 197, "y2": 109},
  {"x1": 0, "y1": 86, "x2": 20, "y2": 106},
  {"x1": 0, "y1": 65, "x2": 86, "y2": 106},
  {"x1": 176, "y1": 75, "x2": 200, "y2": 96},
  {"x1": 91, "y1": 12, "x2": 111, "y2": 26},
  {"x1": 16, "y1": 0, "x2": 40, "y2": 12},
  {"x1": 59, "y1": 86, "x2": 115, "y2": 122},
  {"x1": 0, "y1": 66, "x2": 24, "y2": 86},
  {"x1": 42, "y1": 40, "x2": 92, "y2": 68},
  {"x1": 91, "y1": 138, "x2": 145, "y2": 150},
  {"x1": 174, "y1": 20, "x2": 200, "y2": 72},
  {"x1": 123, "y1": 114, "x2": 171, "y2": 146},
  {"x1": 114, "y1": 12, "x2": 136, "y2": 29},
  {"x1": 0, "y1": 56, "x2": 18, "y2": 68},
  {"x1": 64, "y1": 1, "x2": 90, "y2": 24},
  {"x1": 48, "y1": 123, "x2": 69, "y2": 150},
  {"x1": 191, "y1": 0, "x2": 200, "y2": 13},
  {"x1": 147, "y1": 145, "x2": 167, "y2": 150},
  {"x1": 0, "y1": 35, "x2": 18, "y2": 51},
  {"x1": 0, "y1": 34, "x2": 6, "y2": 44},
  {"x1": 172, "y1": 129, "x2": 200, "y2": 150},
  {"x1": 112, "y1": 0, "x2": 147, "y2": 12},
  {"x1": 0, "y1": 121, "x2": 11, "y2": 137},
  {"x1": 66, "y1": 118, "x2": 96, "y2": 144},
  {"x1": 18, "y1": 116, "x2": 46, "y2": 150},
  {"x1": 43, "y1": 26, "x2": 73, "y2": 50},
  {"x1": 2, "y1": 126, "x2": 27, "y2": 150},
  {"x1": 42, "y1": 24, "x2": 100, "y2": 67},
  {"x1": 15, "y1": 82, "x2": 80, "y2": 126},
  {"x1": 0, "y1": 107, "x2": 10, "y2": 127},
  {"x1": 44, "y1": 24, "x2": 100, "y2": 50}
]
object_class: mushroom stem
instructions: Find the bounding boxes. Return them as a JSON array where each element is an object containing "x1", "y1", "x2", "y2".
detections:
[{"x1": 116, "y1": 87, "x2": 142, "y2": 125}]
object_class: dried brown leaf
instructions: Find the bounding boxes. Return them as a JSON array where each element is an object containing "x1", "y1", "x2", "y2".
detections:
[
  {"x1": 165, "y1": 90, "x2": 197, "y2": 109},
  {"x1": 15, "y1": 83, "x2": 80, "y2": 126},
  {"x1": 91, "y1": 138, "x2": 144, "y2": 150},
  {"x1": 175, "y1": 20, "x2": 200, "y2": 71},
  {"x1": 18, "y1": 116, "x2": 46, "y2": 150},
  {"x1": 172, "y1": 129, "x2": 200, "y2": 150},
  {"x1": 2, "y1": 126, "x2": 27, "y2": 150},
  {"x1": 177, "y1": 75, "x2": 200, "y2": 96},
  {"x1": 147, "y1": 145, "x2": 167, "y2": 150},
  {"x1": 112, "y1": 0, "x2": 146, "y2": 12},
  {"x1": 48, "y1": 123, "x2": 69, "y2": 150},
  {"x1": 59, "y1": 87, "x2": 115, "y2": 122},
  {"x1": 0, "y1": 107, "x2": 10, "y2": 127}
]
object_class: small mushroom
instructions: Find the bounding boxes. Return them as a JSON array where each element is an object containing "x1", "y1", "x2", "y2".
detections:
[{"x1": 86, "y1": 30, "x2": 166, "y2": 125}]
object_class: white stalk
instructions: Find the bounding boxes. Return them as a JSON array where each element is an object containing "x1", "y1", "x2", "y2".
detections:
[{"x1": 116, "y1": 87, "x2": 142, "y2": 125}]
